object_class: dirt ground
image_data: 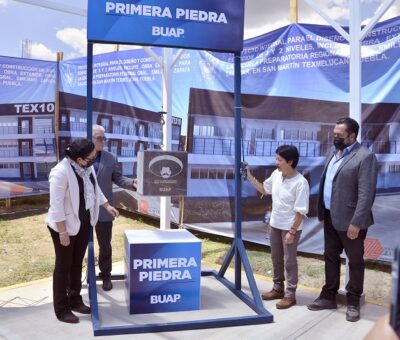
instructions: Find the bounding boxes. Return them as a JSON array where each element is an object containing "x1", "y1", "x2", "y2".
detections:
[{"x1": 0, "y1": 197, "x2": 392, "y2": 306}]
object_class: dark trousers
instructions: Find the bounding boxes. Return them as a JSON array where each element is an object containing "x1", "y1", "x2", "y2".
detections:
[
  {"x1": 320, "y1": 209, "x2": 367, "y2": 306},
  {"x1": 95, "y1": 221, "x2": 113, "y2": 279},
  {"x1": 48, "y1": 223, "x2": 90, "y2": 318}
]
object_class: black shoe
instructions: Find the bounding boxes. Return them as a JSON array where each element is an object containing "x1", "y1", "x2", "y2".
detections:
[
  {"x1": 71, "y1": 303, "x2": 91, "y2": 314},
  {"x1": 346, "y1": 305, "x2": 360, "y2": 322},
  {"x1": 307, "y1": 297, "x2": 337, "y2": 311},
  {"x1": 57, "y1": 310, "x2": 79, "y2": 323},
  {"x1": 102, "y1": 278, "x2": 113, "y2": 291}
]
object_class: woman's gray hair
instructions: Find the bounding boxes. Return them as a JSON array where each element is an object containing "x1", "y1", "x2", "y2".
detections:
[{"x1": 93, "y1": 124, "x2": 105, "y2": 134}]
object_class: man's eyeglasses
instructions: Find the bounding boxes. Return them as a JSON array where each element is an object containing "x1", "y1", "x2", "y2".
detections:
[{"x1": 94, "y1": 136, "x2": 107, "y2": 142}]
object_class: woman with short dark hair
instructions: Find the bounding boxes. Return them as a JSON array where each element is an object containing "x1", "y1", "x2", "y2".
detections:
[
  {"x1": 46, "y1": 139, "x2": 119, "y2": 323},
  {"x1": 246, "y1": 144, "x2": 309, "y2": 309}
]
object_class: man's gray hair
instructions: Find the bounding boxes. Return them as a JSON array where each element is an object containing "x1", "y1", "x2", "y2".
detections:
[{"x1": 93, "y1": 124, "x2": 105, "y2": 134}]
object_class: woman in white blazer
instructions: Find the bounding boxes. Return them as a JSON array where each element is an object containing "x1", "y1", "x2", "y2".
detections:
[{"x1": 46, "y1": 139, "x2": 118, "y2": 324}]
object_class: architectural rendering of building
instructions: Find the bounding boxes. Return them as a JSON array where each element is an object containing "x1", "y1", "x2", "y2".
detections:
[
  {"x1": 0, "y1": 102, "x2": 57, "y2": 180},
  {"x1": 59, "y1": 92, "x2": 182, "y2": 177},
  {"x1": 183, "y1": 88, "x2": 400, "y2": 222}
]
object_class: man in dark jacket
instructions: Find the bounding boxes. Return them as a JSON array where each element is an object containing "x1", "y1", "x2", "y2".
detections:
[
  {"x1": 307, "y1": 117, "x2": 378, "y2": 322},
  {"x1": 92, "y1": 124, "x2": 137, "y2": 291}
]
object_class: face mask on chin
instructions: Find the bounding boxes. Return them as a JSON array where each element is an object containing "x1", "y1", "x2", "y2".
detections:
[{"x1": 333, "y1": 137, "x2": 346, "y2": 150}]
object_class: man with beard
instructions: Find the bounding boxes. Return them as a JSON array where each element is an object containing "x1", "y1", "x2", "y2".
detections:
[{"x1": 307, "y1": 117, "x2": 378, "y2": 322}]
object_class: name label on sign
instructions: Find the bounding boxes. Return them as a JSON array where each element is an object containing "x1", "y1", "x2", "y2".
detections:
[
  {"x1": 105, "y1": 3, "x2": 228, "y2": 24},
  {"x1": 150, "y1": 294, "x2": 181, "y2": 304},
  {"x1": 133, "y1": 256, "x2": 198, "y2": 282},
  {"x1": 14, "y1": 103, "x2": 55, "y2": 114},
  {"x1": 88, "y1": 0, "x2": 244, "y2": 52}
]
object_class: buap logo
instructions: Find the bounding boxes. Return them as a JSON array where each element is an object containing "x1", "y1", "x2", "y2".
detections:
[
  {"x1": 199, "y1": 60, "x2": 215, "y2": 79},
  {"x1": 64, "y1": 64, "x2": 75, "y2": 88}
]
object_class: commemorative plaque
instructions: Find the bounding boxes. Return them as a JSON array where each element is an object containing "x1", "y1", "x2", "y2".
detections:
[{"x1": 137, "y1": 151, "x2": 187, "y2": 196}]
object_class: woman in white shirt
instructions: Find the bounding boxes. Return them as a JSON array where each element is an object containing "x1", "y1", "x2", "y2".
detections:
[
  {"x1": 46, "y1": 139, "x2": 119, "y2": 323},
  {"x1": 246, "y1": 145, "x2": 309, "y2": 309}
]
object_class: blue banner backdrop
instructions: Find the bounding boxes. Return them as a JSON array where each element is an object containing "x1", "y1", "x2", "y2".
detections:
[
  {"x1": 1, "y1": 17, "x2": 399, "y2": 261},
  {"x1": 0, "y1": 56, "x2": 57, "y2": 198},
  {"x1": 57, "y1": 17, "x2": 400, "y2": 261},
  {"x1": 87, "y1": 0, "x2": 245, "y2": 52}
]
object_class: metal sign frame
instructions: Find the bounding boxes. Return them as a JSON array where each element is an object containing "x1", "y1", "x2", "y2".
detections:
[
  {"x1": 85, "y1": 0, "x2": 273, "y2": 335},
  {"x1": 86, "y1": 42, "x2": 273, "y2": 336}
]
